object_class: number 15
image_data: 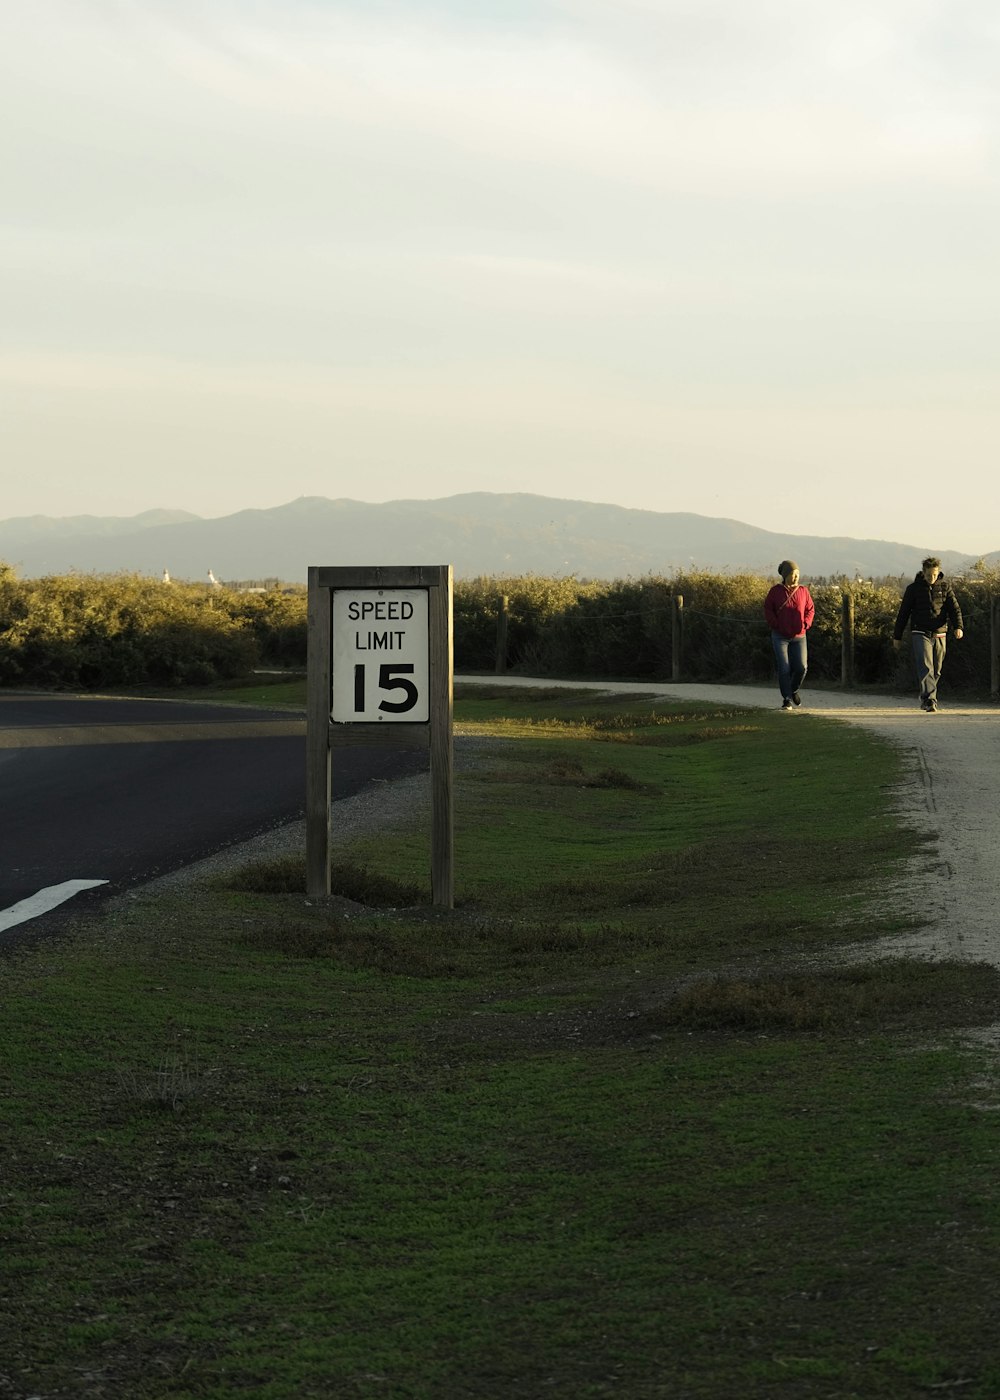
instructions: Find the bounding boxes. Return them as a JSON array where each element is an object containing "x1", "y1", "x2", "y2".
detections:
[{"x1": 353, "y1": 663, "x2": 419, "y2": 713}]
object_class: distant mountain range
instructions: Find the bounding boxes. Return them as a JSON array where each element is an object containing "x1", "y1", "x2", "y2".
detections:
[{"x1": 0, "y1": 494, "x2": 994, "y2": 582}]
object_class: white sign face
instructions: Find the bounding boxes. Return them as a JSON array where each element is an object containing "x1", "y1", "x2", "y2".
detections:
[{"x1": 331, "y1": 588, "x2": 429, "y2": 723}]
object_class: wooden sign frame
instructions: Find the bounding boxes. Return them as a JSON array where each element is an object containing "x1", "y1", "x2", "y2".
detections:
[{"x1": 306, "y1": 564, "x2": 454, "y2": 908}]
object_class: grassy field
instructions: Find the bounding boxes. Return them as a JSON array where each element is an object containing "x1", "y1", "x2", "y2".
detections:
[{"x1": 3, "y1": 684, "x2": 1000, "y2": 1399}]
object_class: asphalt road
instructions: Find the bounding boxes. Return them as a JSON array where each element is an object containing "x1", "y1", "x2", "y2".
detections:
[{"x1": 0, "y1": 693, "x2": 425, "y2": 939}]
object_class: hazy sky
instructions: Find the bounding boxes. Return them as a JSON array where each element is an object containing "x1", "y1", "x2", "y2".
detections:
[{"x1": 2, "y1": 0, "x2": 998, "y2": 552}]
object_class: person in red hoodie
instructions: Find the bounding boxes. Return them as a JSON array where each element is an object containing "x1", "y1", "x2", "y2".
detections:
[{"x1": 764, "y1": 560, "x2": 816, "y2": 711}]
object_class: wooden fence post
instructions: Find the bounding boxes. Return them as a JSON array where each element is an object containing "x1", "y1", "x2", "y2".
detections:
[
  {"x1": 429, "y1": 567, "x2": 455, "y2": 909},
  {"x1": 991, "y1": 596, "x2": 1000, "y2": 700},
  {"x1": 495, "y1": 594, "x2": 509, "y2": 674},
  {"x1": 841, "y1": 591, "x2": 855, "y2": 689},
  {"x1": 671, "y1": 594, "x2": 684, "y2": 681},
  {"x1": 305, "y1": 568, "x2": 332, "y2": 897}
]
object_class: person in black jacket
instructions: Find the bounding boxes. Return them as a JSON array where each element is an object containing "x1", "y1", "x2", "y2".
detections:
[{"x1": 892, "y1": 557, "x2": 964, "y2": 712}]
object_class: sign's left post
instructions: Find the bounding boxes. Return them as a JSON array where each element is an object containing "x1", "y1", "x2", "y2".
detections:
[{"x1": 305, "y1": 567, "x2": 332, "y2": 896}]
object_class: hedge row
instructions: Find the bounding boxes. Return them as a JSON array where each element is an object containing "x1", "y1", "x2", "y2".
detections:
[
  {"x1": 458, "y1": 571, "x2": 999, "y2": 696},
  {"x1": 0, "y1": 564, "x2": 996, "y2": 694},
  {"x1": 0, "y1": 567, "x2": 305, "y2": 688}
]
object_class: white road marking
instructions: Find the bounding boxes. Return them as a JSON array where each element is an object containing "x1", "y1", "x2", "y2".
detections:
[{"x1": 0, "y1": 879, "x2": 109, "y2": 933}]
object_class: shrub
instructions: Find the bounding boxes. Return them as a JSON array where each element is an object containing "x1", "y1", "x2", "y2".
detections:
[
  {"x1": 2, "y1": 562, "x2": 996, "y2": 695},
  {"x1": 454, "y1": 575, "x2": 597, "y2": 672},
  {"x1": 0, "y1": 570, "x2": 262, "y2": 688}
]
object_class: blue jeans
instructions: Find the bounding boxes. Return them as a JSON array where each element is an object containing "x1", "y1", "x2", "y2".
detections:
[{"x1": 771, "y1": 631, "x2": 807, "y2": 700}]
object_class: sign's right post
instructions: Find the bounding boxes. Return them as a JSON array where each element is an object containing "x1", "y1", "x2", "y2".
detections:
[{"x1": 429, "y1": 566, "x2": 454, "y2": 908}]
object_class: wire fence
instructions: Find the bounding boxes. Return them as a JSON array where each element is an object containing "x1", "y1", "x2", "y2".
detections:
[{"x1": 475, "y1": 580, "x2": 1000, "y2": 698}]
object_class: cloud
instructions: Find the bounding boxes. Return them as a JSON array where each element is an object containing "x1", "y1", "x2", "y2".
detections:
[
  {"x1": 174, "y1": 1, "x2": 996, "y2": 188},
  {"x1": 0, "y1": 0, "x2": 997, "y2": 547},
  {"x1": 4, "y1": 0, "x2": 995, "y2": 214}
]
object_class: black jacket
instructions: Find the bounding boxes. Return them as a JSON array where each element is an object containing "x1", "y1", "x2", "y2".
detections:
[{"x1": 893, "y1": 573, "x2": 963, "y2": 639}]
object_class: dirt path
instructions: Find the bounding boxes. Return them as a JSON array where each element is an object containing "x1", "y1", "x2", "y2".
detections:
[{"x1": 469, "y1": 676, "x2": 1000, "y2": 966}]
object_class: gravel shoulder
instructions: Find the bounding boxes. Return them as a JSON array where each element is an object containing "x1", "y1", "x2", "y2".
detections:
[{"x1": 143, "y1": 734, "x2": 495, "y2": 893}]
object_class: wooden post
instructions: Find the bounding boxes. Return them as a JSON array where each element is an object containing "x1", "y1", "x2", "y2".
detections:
[
  {"x1": 305, "y1": 568, "x2": 332, "y2": 896},
  {"x1": 841, "y1": 591, "x2": 855, "y2": 689},
  {"x1": 495, "y1": 594, "x2": 509, "y2": 675},
  {"x1": 991, "y1": 596, "x2": 1000, "y2": 700},
  {"x1": 671, "y1": 594, "x2": 684, "y2": 681},
  {"x1": 430, "y1": 567, "x2": 454, "y2": 908}
]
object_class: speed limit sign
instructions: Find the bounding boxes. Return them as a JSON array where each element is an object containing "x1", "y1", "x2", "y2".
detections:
[
  {"x1": 331, "y1": 588, "x2": 429, "y2": 723},
  {"x1": 307, "y1": 563, "x2": 453, "y2": 908}
]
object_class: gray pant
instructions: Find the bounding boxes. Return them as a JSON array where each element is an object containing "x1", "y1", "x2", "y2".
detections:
[{"x1": 911, "y1": 631, "x2": 946, "y2": 703}]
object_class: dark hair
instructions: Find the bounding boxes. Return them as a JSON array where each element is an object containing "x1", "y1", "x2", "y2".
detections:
[{"x1": 922, "y1": 556, "x2": 942, "y2": 570}]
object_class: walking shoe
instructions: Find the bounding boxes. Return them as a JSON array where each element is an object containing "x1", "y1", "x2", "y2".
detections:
[
  {"x1": 921, "y1": 698, "x2": 937, "y2": 712},
  {"x1": 781, "y1": 699, "x2": 794, "y2": 711},
  {"x1": 791, "y1": 691, "x2": 802, "y2": 707}
]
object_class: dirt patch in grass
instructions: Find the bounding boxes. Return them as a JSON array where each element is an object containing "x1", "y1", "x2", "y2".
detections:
[
  {"x1": 648, "y1": 957, "x2": 1000, "y2": 1037},
  {"x1": 223, "y1": 855, "x2": 427, "y2": 906},
  {"x1": 430, "y1": 957, "x2": 1000, "y2": 1055},
  {"x1": 542, "y1": 756, "x2": 660, "y2": 792}
]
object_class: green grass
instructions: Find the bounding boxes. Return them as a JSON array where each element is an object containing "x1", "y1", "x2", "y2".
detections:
[
  {"x1": 114, "y1": 673, "x2": 308, "y2": 708},
  {"x1": 3, "y1": 686, "x2": 1000, "y2": 1399},
  {"x1": 354, "y1": 692, "x2": 916, "y2": 961}
]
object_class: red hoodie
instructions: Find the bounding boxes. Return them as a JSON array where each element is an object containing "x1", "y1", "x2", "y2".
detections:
[{"x1": 764, "y1": 584, "x2": 815, "y2": 639}]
